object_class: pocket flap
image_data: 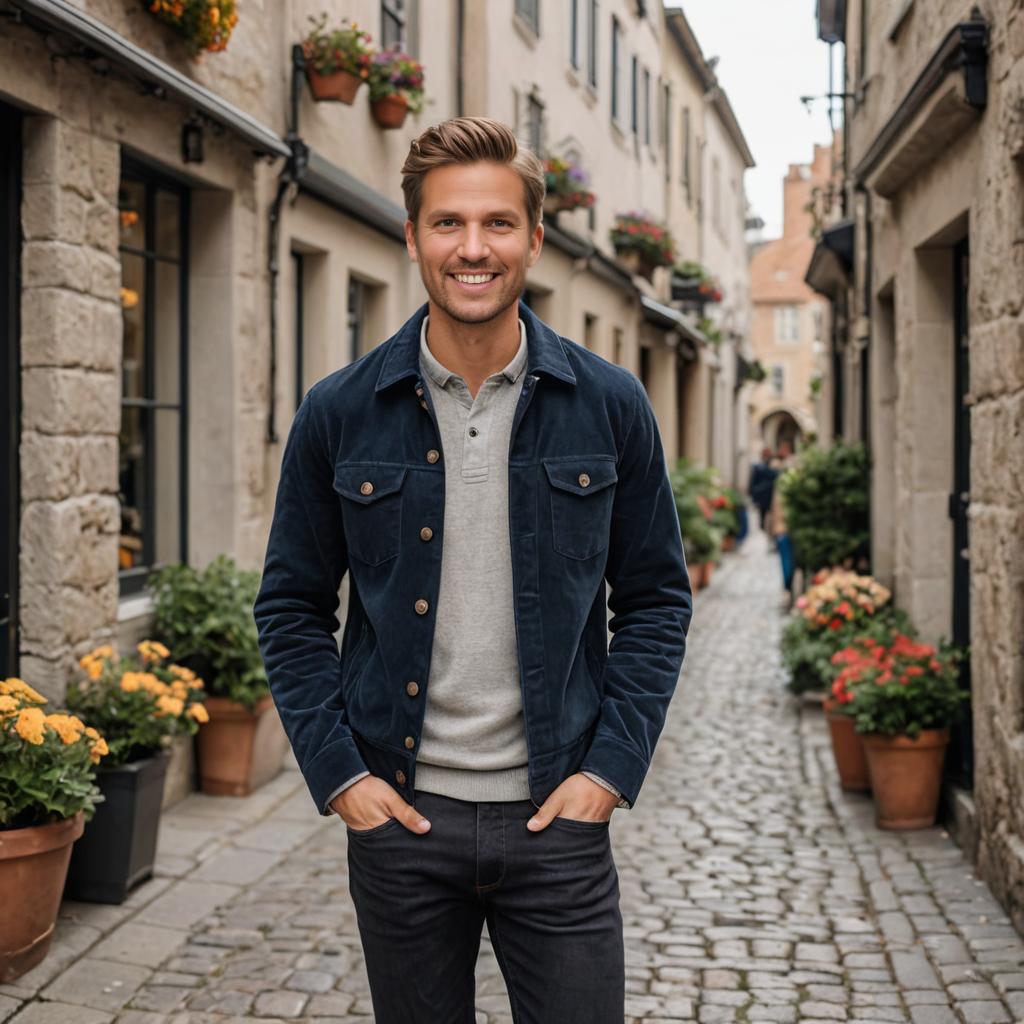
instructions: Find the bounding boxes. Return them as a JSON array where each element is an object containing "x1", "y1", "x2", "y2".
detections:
[
  {"x1": 543, "y1": 458, "x2": 618, "y2": 497},
  {"x1": 333, "y1": 465, "x2": 408, "y2": 504}
]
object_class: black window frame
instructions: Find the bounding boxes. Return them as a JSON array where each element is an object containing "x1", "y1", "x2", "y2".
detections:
[
  {"x1": 381, "y1": 0, "x2": 406, "y2": 50},
  {"x1": 587, "y1": 0, "x2": 599, "y2": 88},
  {"x1": 527, "y1": 91, "x2": 544, "y2": 155},
  {"x1": 630, "y1": 54, "x2": 638, "y2": 135},
  {"x1": 682, "y1": 105, "x2": 692, "y2": 203},
  {"x1": 643, "y1": 66, "x2": 651, "y2": 146},
  {"x1": 347, "y1": 275, "x2": 364, "y2": 364},
  {"x1": 293, "y1": 251, "x2": 305, "y2": 412},
  {"x1": 515, "y1": 0, "x2": 540, "y2": 35},
  {"x1": 611, "y1": 16, "x2": 621, "y2": 122},
  {"x1": 117, "y1": 158, "x2": 190, "y2": 599},
  {"x1": 570, "y1": 0, "x2": 580, "y2": 68},
  {"x1": 1, "y1": 104, "x2": 21, "y2": 677}
]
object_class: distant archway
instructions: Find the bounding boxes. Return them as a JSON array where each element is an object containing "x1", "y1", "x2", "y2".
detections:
[{"x1": 759, "y1": 408, "x2": 803, "y2": 455}]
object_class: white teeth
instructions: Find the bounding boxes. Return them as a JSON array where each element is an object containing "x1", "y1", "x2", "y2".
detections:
[{"x1": 453, "y1": 273, "x2": 495, "y2": 284}]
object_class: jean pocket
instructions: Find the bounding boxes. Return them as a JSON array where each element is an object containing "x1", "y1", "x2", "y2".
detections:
[
  {"x1": 346, "y1": 816, "x2": 401, "y2": 837},
  {"x1": 551, "y1": 815, "x2": 610, "y2": 830},
  {"x1": 333, "y1": 464, "x2": 407, "y2": 566},
  {"x1": 543, "y1": 456, "x2": 618, "y2": 560}
]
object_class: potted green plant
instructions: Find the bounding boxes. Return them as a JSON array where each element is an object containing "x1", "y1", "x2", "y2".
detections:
[
  {"x1": 301, "y1": 13, "x2": 374, "y2": 104},
  {"x1": 0, "y1": 677, "x2": 106, "y2": 981},
  {"x1": 543, "y1": 157, "x2": 596, "y2": 216},
  {"x1": 610, "y1": 211, "x2": 675, "y2": 281},
  {"x1": 63, "y1": 641, "x2": 207, "y2": 903},
  {"x1": 830, "y1": 633, "x2": 968, "y2": 828},
  {"x1": 148, "y1": 555, "x2": 285, "y2": 796},
  {"x1": 367, "y1": 47, "x2": 425, "y2": 128},
  {"x1": 143, "y1": 0, "x2": 238, "y2": 57}
]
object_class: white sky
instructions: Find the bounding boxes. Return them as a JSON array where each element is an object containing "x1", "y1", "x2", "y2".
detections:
[{"x1": 676, "y1": 1, "x2": 839, "y2": 240}]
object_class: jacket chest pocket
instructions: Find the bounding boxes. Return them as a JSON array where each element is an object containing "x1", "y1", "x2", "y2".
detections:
[
  {"x1": 543, "y1": 457, "x2": 618, "y2": 561},
  {"x1": 333, "y1": 465, "x2": 408, "y2": 566}
]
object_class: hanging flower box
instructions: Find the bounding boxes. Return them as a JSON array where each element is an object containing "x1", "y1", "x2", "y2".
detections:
[
  {"x1": 301, "y1": 13, "x2": 374, "y2": 104},
  {"x1": 672, "y1": 260, "x2": 724, "y2": 304},
  {"x1": 610, "y1": 211, "x2": 675, "y2": 281},
  {"x1": 368, "y1": 47, "x2": 425, "y2": 129},
  {"x1": 144, "y1": 0, "x2": 238, "y2": 57},
  {"x1": 542, "y1": 157, "x2": 596, "y2": 216}
]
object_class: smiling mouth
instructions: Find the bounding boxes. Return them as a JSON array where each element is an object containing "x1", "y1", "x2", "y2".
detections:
[{"x1": 449, "y1": 271, "x2": 500, "y2": 289}]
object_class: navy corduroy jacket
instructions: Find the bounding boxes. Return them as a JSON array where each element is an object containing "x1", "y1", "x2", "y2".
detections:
[{"x1": 253, "y1": 299, "x2": 693, "y2": 815}]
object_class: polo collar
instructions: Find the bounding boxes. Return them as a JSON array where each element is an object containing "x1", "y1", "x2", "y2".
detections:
[
  {"x1": 375, "y1": 299, "x2": 577, "y2": 392},
  {"x1": 418, "y1": 315, "x2": 528, "y2": 388}
]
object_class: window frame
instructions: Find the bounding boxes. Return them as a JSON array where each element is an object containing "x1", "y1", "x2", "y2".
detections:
[
  {"x1": 611, "y1": 15, "x2": 621, "y2": 123},
  {"x1": 117, "y1": 157, "x2": 190, "y2": 599},
  {"x1": 515, "y1": 0, "x2": 540, "y2": 36},
  {"x1": 570, "y1": 0, "x2": 580, "y2": 69},
  {"x1": 587, "y1": 0, "x2": 599, "y2": 88},
  {"x1": 381, "y1": 0, "x2": 406, "y2": 50}
]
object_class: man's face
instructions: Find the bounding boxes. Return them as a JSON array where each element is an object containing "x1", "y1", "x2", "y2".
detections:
[{"x1": 405, "y1": 161, "x2": 543, "y2": 325}]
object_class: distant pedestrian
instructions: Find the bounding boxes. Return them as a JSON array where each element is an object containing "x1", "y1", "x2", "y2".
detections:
[
  {"x1": 770, "y1": 441, "x2": 797, "y2": 597},
  {"x1": 748, "y1": 446, "x2": 777, "y2": 533}
]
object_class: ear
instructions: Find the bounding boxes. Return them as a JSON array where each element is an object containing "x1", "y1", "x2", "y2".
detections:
[
  {"x1": 405, "y1": 218, "x2": 419, "y2": 263},
  {"x1": 526, "y1": 220, "x2": 544, "y2": 268}
]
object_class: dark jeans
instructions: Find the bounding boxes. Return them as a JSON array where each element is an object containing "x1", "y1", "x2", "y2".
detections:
[{"x1": 345, "y1": 789, "x2": 625, "y2": 1023}]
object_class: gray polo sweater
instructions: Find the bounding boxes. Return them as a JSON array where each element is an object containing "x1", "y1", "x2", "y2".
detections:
[{"x1": 326, "y1": 316, "x2": 626, "y2": 809}]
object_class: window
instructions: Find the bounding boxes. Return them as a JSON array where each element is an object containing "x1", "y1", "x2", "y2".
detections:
[
  {"x1": 613, "y1": 326, "x2": 624, "y2": 366},
  {"x1": 662, "y1": 82, "x2": 671, "y2": 180},
  {"x1": 381, "y1": 0, "x2": 405, "y2": 49},
  {"x1": 348, "y1": 277, "x2": 365, "y2": 364},
  {"x1": 774, "y1": 305, "x2": 801, "y2": 344},
  {"x1": 813, "y1": 305, "x2": 824, "y2": 343},
  {"x1": 643, "y1": 67, "x2": 651, "y2": 146},
  {"x1": 611, "y1": 16, "x2": 621, "y2": 122},
  {"x1": 682, "y1": 106, "x2": 691, "y2": 204},
  {"x1": 293, "y1": 253, "x2": 305, "y2": 412},
  {"x1": 770, "y1": 364, "x2": 785, "y2": 397},
  {"x1": 526, "y1": 92, "x2": 544, "y2": 154},
  {"x1": 515, "y1": 0, "x2": 539, "y2": 35},
  {"x1": 639, "y1": 346, "x2": 652, "y2": 392},
  {"x1": 117, "y1": 165, "x2": 188, "y2": 596},
  {"x1": 630, "y1": 55, "x2": 638, "y2": 135},
  {"x1": 583, "y1": 312, "x2": 598, "y2": 350},
  {"x1": 570, "y1": 0, "x2": 580, "y2": 67},
  {"x1": 587, "y1": 0, "x2": 598, "y2": 87}
]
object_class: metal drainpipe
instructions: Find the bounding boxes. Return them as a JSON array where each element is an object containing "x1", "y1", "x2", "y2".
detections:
[{"x1": 266, "y1": 44, "x2": 310, "y2": 444}]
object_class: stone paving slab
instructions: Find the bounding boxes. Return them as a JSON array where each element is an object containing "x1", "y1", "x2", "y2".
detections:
[{"x1": 2, "y1": 532, "x2": 1023, "y2": 1023}]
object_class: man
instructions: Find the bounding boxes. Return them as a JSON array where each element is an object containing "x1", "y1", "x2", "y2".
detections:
[
  {"x1": 253, "y1": 116, "x2": 692, "y2": 1023},
  {"x1": 748, "y1": 445, "x2": 777, "y2": 533}
]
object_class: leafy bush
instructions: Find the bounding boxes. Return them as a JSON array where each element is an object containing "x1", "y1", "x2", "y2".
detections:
[
  {"x1": 670, "y1": 459, "x2": 724, "y2": 565},
  {"x1": 0, "y1": 678, "x2": 106, "y2": 828},
  {"x1": 830, "y1": 633, "x2": 968, "y2": 738},
  {"x1": 777, "y1": 441, "x2": 869, "y2": 572},
  {"x1": 66, "y1": 641, "x2": 208, "y2": 767},
  {"x1": 148, "y1": 555, "x2": 269, "y2": 711},
  {"x1": 302, "y1": 12, "x2": 374, "y2": 75}
]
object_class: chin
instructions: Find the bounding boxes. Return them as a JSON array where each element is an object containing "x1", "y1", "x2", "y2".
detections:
[{"x1": 432, "y1": 283, "x2": 521, "y2": 325}]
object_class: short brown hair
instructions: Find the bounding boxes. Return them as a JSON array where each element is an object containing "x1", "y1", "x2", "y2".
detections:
[{"x1": 401, "y1": 116, "x2": 545, "y2": 231}]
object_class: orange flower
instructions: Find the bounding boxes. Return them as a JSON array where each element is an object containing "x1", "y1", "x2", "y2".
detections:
[
  {"x1": 15, "y1": 706, "x2": 46, "y2": 744},
  {"x1": 187, "y1": 703, "x2": 209, "y2": 723}
]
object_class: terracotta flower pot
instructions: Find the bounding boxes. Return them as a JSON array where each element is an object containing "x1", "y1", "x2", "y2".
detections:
[
  {"x1": 306, "y1": 67, "x2": 364, "y2": 103},
  {"x1": 861, "y1": 728, "x2": 950, "y2": 829},
  {"x1": 823, "y1": 698, "x2": 870, "y2": 792},
  {"x1": 370, "y1": 93, "x2": 409, "y2": 129},
  {"x1": 0, "y1": 812, "x2": 84, "y2": 982},
  {"x1": 196, "y1": 694, "x2": 289, "y2": 796}
]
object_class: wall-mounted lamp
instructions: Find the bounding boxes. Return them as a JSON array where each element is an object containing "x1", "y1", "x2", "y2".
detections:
[{"x1": 182, "y1": 117, "x2": 204, "y2": 164}]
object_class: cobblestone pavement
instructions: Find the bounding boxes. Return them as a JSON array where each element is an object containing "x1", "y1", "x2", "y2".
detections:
[{"x1": 2, "y1": 531, "x2": 1023, "y2": 1023}]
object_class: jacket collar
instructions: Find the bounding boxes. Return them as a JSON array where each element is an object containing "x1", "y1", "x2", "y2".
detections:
[{"x1": 375, "y1": 299, "x2": 577, "y2": 392}]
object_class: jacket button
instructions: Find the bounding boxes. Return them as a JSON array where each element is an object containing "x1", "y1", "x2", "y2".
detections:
[
  {"x1": 578, "y1": 473, "x2": 591, "y2": 488},
  {"x1": 420, "y1": 526, "x2": 433, "y2": 541},
  {"x1": 415, "y1": 599, "x2": 429, "y2": 615},
  {"x1": 426, "y1": 449, "x2": 440, "y2": 464},
  {"x1": 406, "y1": 681, "x2": 419, "y2": 697},
  {"x1": 395, "y1": 770, "x2": 406, "y2": 785},
  {"x1": 404, "y1": 736, "x2": 415, "y2": 750},
  {"x1": 360, "y1": 481, "x2": 374, "y2": 496}
]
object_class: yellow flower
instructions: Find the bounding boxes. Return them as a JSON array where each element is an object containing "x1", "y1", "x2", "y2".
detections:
[
  {"x1": 89, "y1": 735, "x2": 109, "y2": 763},
  {"x1": 45, "y1": 713, "x2": 86, "y2": 745},
  {"x1": 0, "y1": 695, "x2": 18, "y2": 715},
  {"x1": 140, "y1": 673, "x2": 168, "y2": 696},
  {"x1": 84, "y1": 726, "x2": 101, "y2": 741},
  {"x1": 187, "y1": 702, "x2": 209, "y2": 724},
  {"x1": 137, "y1": 640, "x2": 170, "y2": 663},
  {"x1": 2, "y1": 678, "x2": 46, "y2": 704},
  {"x1": 169, "y1": 664, "x2": 196, "y2": 681},
  {"x1": 156, "y1": 694, "x2": 184, "y2": 717},
  {"x1": 190, "y1": 677, "x2": 205, "y2": 690},
  {"x1": 15, "y1": 706, "x2": 46, "y2": 744},
  {"x1": 120, "y1": 672, "x2": 142, "y2": 693}
]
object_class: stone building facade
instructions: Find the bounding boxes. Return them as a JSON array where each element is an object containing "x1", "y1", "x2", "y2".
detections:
[
  {"x1": 0, "y1": 1, "x2": 754, "y2": 713},
  {"x1": 808, "y1": 0, "x2": 1024, "y2": 928}
]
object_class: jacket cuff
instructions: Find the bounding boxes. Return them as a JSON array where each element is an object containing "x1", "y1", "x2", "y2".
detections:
[
  {"x1": 581, "y1": 770, "x2": 631, "y2": 809},
  {"x1": 579, "y1": 733, "x2": 649, "y2": 809},
  {"x1": 303, "y1": 737, "x2": 371, "y2": 816},
  {"x1": 322, "y1": 771, "x2": 371, "y2": 815}
]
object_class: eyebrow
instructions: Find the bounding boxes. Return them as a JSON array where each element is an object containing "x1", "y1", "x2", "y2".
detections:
[{"x1": 427, "y1": 209, "x2": 522, "y2": 221}]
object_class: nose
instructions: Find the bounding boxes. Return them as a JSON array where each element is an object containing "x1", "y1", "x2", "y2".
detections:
[{"x1": 457, "y1": 223, "x2": 491, "y2": 263}]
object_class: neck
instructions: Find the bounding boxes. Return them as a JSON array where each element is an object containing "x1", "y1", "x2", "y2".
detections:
[{"x1": 424, "y1": 300, "x2": 521, "y2": 397}]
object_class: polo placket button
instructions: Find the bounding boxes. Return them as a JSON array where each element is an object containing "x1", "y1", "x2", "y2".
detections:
[
  {"x1": 426, "y1": 449, "x2": 440, "y2": 464},
  {"x1": 415, "y1": 599, "x2": 429, "y2": 615}
]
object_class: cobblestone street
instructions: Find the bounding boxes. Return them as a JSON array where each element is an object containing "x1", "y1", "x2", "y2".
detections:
[{"x1": 2, "y1": 533, "x2": 1023, "y2": 1024}]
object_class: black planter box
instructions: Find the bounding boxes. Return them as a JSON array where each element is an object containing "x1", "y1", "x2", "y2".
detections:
[{"x1": 63, "y1": 750, "x2": 170, "y2": 904}]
